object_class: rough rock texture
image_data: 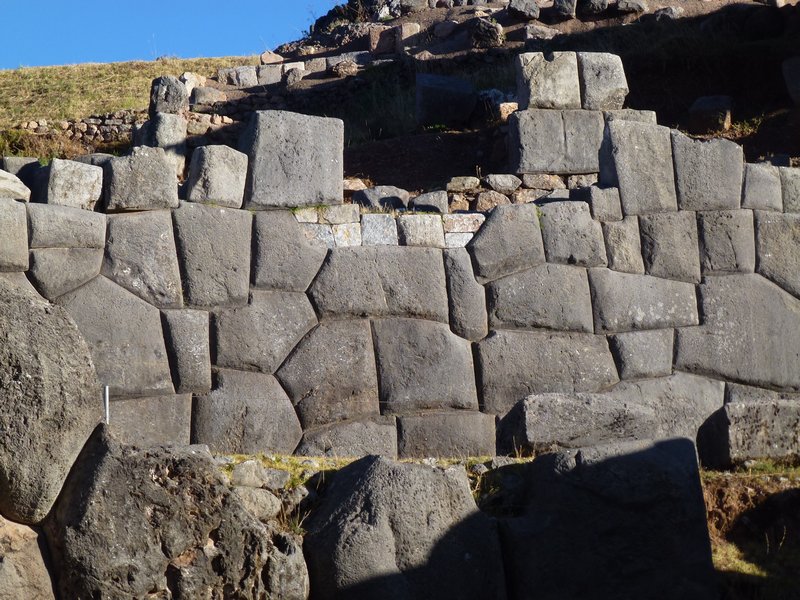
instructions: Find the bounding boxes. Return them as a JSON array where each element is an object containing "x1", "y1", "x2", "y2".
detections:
[
  {"x1": 609, "y1": 329, "x2": 674, "y2": 380},
  {"x1": 640, "y1": 211, "x2": 701, "y2": 283},
  {"x1": 397, "y1": 411, "x2": 496, "y2": 458},
  {"x1": 373, "y1": 318, "x2": 479, "y2": 414},
  {"x1": 487, "y1": 264, "x2": 593, "y2": 332},
  {"x1": 304, "y1": 456, "x2": 507, "y2": 600},
  {"x1": 410, "y1": 190, "x2": 449, "y2": 213},
  {"x1": 276, "y1": 320, "x2": 379, "y2": 428},
  {"x1": 45, "y1": 158, "x2": 103, "y2": 211},
  {"x1": 467, "y1": 204, "x2": 545, "y2": 283},
  {"x1": 297, "y1": 417, "x2": 398, "y2": 458},
  {"x1": 104, "y1": 147, "x2": 179, "y2": 211},
  {"x1": 516, "y1": 52, "x2": 580, "y2": 110},
  {"x1": 147, "y1": 112, "x2": 188, "y2": 177},
  {"x1": 161, "y1": 309, "x2": 212, "y2": 394},
  {"x1": 476, "y1": 329, "x2": 619, "y2": 415},
  {"x1": 185, "y1": 144, "x2": 248, "y2": 208},
  {"x1": 193, "y1": 369, "x2": 302, "y2": 454},
  {"x1": 742, "y1": 162, "x2": 782, "y2": 212},
  {"x1": 59, "y1": 275, "x2": 173, "y2": 398},
  {"x1": 443, "y1": 248, "x2": 488, "y2": 341},
  {"x1": 755, "y1": 211, "x2": 800, "y2": 298},
  {"x1": 214, "y1": 290, "x2": 317, "y2": 374},
  {"x1": 697, "y1": 209, "x2": 755, "y2": 274},
  {"x1": 781, "y1": 167, "x2": 800, "y2": 212},
  {"x1": 581, "y1": 185, "x2": 622, "y2": 221},
  {"x1": 539, "y1": 201, "x2": 607, "y2": 267},
  {"x1": 352, "y1": 185, "x2": 410, "y2": 210},
  {"x1": 0, "y1": 169, "x2": 31, "y2": 201},
  {"x1": 589, "y1": 268, "x2": 699, "y2": 332},
  {"x1": 27, "y1": 248, "x2": 103, "y2": 300},
  {"x1": 397, "y1": 214, "x2": 445, "y2": 248},
  {"x1": 253, "y1": 210, "x2": 327, "y2": 292},
  {"x1": 103, "y1": 210, "x2": 183, "y2": 308},
  {"x1": 240, "y1": 110, "x2": 343, "y2": 208},
  {"x1": 309, "y1": 246, "x2": 449, "y2": 322},
  {"x1": 0, "y1": 517, "x2": 56, "y2": 599},
  {"x1": 149, "y1": 75, "x2": 188, "y2": 116},
  {"x1": 172, "y1": 202, "x2": 251, "y2": 307},
  {"x1": 45, "y1": 427, "x2": 280, "y2": 599},
  {"x1": 0, "y1": 198, "x2": 28, "y2": 271},
  {"x1": 496, "y1": 439, "x2": 716, "y2": 599},
  {"x1": 671, "y1": 132, "x2": 743, "y2": 211},
  {"x1": 602, "y1": 216, "x2": 645, "y2": 273},
  {"x1": 26, "y1": 203, "x2": 106, "y2": 249},
  {"x1": 361, "y1": 213, "x2": 400, "y2": 245},
  {"x1": 109, "y1": 394, "x2": 192, "y2": 446},
  {"x1": 0, "y1": 277, "x2": 100, "y2": 524},
  {"x1": 577, "y1": 52, "x2": 628, "y2": 110},
  {"x1": 676, "y1": 274, "x2": 800, "y2": 391}
]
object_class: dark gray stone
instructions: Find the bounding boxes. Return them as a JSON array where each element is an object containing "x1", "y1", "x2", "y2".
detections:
[
  {"x1": 698, "y1": 209, "x2": 755, "y2": 274},
  {"x1": 476, "y1": 329, "x2": 619, "y2": 415},
  {"x1": 145, "y1": 113, "x2": 188, "y2": 177},
  {"x1": 160, "y1": 309, "x2": 211, "y2": 394},
  {"x1": 191, "y1": 85, "x2": 227, "y2": 104},
  {"x1": 108, "y1": 394, "x2": 192, "y2": 446},
  {"x1": 553, "y1": 0, "x2": 578, "y2": 18},
  {"x1": 467, "y1": 204, "x2": 545, "y2": 283},
  {"x1": 172, "y1": 201, "x2": 252, "y2": 308},
  {"x1": 252, "y1": 210, "x2": 328, "y2": 292},
  {"x1": 0, "y1": 199, "x2": 28, "y2": 272},
  {"x1": 539, "y1": 201, "x2": 607, "y2": 267},
  {"x1": 296, "y1": 417, "x2": 398, "y2": 458},
  {"x1": 185, "y1": 144, "x2": 247, "y2": 208},
  {"x1": 353, "y1": 185, "x2": 410, "y2": 210},
  {"x1": 671, "y1": 132, "x2": 743, "y2": 211},
  {"x1": 640, "y1": 211, "x2": 701, "y2": 283},
  {"x1": 410, "y1": 190, "x2": 449, "y2": 213},
  {"x1": 755, "y1": 211, "x2": 800, "y2": 298},
  {"x1": 516, "y1": 52, "x2": 580, "y2": 110},
  {"x1": 27, "y1": 248, "x2": 102, "y2": 300},
  {"x1": 589, "y1": 268, "x2": 698, "y2": 332},
  {"x1": 509, "y1": 0, "x2": 540, "y2": 19},
  {"x1": 193, "y1": 369, "x2": 302, "y2": 454},
  {"x1": 609, "y1": 329, "x2": 674, "y2": 379},
  {"x1": 276, "y1": 320, "x2": 379, "y2": 428},
  {"x1": 218, "y1": 66, "x2": 258, "y2": 87},
  {"x1": 397, "y1": 411, "x2": 496, "y2": 458},
  {"x1": 240, "y1": 110, "x2": 343, "y2": 208},
  {"x1": 0, "y1": 277, "x2": 100, "y2": 524},
  {"x1": 780, "y1": 167, "x2": 800, "y2": 212},
  {"x1": 600, "y1": 120, "x2": 678, "y2": 214},
  {"x1": 214, "y1": 290, "x2": 317, "y2": 374},
  {"x1": 104, "y1": 147, "x2": 178, "y2": 211},
  {"x1": 602, "y1": 216, "x2": 644, "y2": 273},
  {"x1": 580, "y1": 186, "x2": 622, "y2": 221},
  {"x1": 487, "y1": 264, "x2": 593, "y2": 332},
  {"x1": 397, "y1": 214, "x2": 445, "y2": 247},
  {"x1": 26, "y1": 203, "x2": 105, "y2": 249},
  {"x1": 373, "y1": 318, "x2": 479, "y2": 414},
  {"x1": 577, "y1": 53, "x2": 628, "y2": 111},
  {"x1": 676, "y1": 274, "x2": 800, "y2": 391},
  {"x1": 103, "y1": 210, "x2": 183, "y2": 308},
  {"x1": 58, "y1": 276, "x2": 174, "y2": 398},
  {"x1": 741, "y1": 163, "x2": 782, "y2": 212},
  {"x1": 148, "y1": 75, "x2": 188, "y2": 117},
  {"x1": 509, "y1": 109, "x2": 604, "y2": 175},
  {"x1": 45, "y1": 158, "x2": 103, "y2": 211},
  {"x1": 603, "y1": 108, "x2": 657, "y2": 124},
  {"x1": 304, "y1": 456, "x2": 507, "y2": 600},
  {"x1": 495, "y1": 439, "x2": 716, "y2": 600},
  {"x1": 416, "y1": 73, "x2": 477, "y2": 127},
  {"x1": 45, "y1": 427, "x2": 279, "y2": 599},
  {"x1": 309, "y1": 246, "x2": 449, "y2": 322},
  {"x1": 443, "y1": 248, "x2": 488, "y2": 341}
]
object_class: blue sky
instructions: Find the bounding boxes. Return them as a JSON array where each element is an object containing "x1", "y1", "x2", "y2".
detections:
[{"x1": 0, "y1": 0, "x2": 341, "y2": 69}]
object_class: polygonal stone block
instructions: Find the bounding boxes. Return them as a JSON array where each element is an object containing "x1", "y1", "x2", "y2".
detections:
[
  {"x1": 397, "y1": 411, "x2": 496, "y2": 458},
  {"x1": 185, "y1": 145, "x2": 248, "y2": 208},
  {"x1": 160, "y1": 309, "x2": 211, "y2": 394},
  {"x1": 671, "y1": 132, "x2": 743, "y2": 211},
  {"x1": 755, "y1": 211, "x2": 800, "y2": 298},
  {"x1": 104, "y1": 147, "x2": 178, "y2": 211},
  {"x1": 26, "y1": 203, "x2": 106, "y2": 249},
  {"x1": 577, "y1": 52, "x2": 628, "y2": 111},
  {"x1": 0, "y1": 199, "x2": 28, "y2": 271},
  {"x1": 443, "y1": 248, "x2": 488, "y2": 341},
  {"x1": 602, "y1": 216, "x2": 645, "y2": 274},
  {"x1": 109, "y1": 394, "x2": 192, "y2": 446},
  {"x1": 609, "y1": 329, "x2": 674, "y2": 380},
  {"x1": 46, "y1": 159, "x2": 103, "y2": 211},
  {"x1": 296, "y1": 417, "x2": 398, "y2": 458},
  {"x1": 539, "y1": 201, "x2": 607, "y2": 267},
  {"x1": 516, "y1": 52, "x2": 581, "y2": 110},
  {"x1": 640, "y1": 211, "x2": 701, "y2": 283},
  {"x1": 741, "y1": 163, "x2": 782, "y2": 212},
  {"x1": 28, "y1": 248, "x2": 102, "y2": 300},
  {"x1": 697, "y1": 210, "x2": 755, "y2": 274}
]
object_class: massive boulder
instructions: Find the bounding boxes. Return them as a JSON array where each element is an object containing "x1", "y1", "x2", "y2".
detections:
[{"x1": 0, "y1": 277, "x2": 100, "y2": 524}]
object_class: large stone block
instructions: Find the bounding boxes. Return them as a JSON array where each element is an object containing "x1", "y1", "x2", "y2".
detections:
[
  {"x1": 671, "y1": 132, "x2": 743, "y2": 211},
  {"x1": 516, "y1": 52, "x2": 580, "y2": 110},
  {"x1": 609, "y1": 329, "x2": 674, "y2": 380},
  {"x1": 476, "y1": 329, "x2": 619, "y2": 415},
  {"x1": 600, "y1": 120, "x2": 678, "y2": 214},
  {"x1": 675, "y1": 274, "x2": 800, "y2": 391},
  {"x1": 296, "y1": 417, "x2": 398, "y2": 458},
  {"x1": 0, "y1": 169, "x2": 31, "y2": 201},
  {"x1": 602, "y1": 216, "x2": 644, "y2": 273},
  {"x1": 252, "y1": 210, "x2": 327, "y2": 292},
  {"x1": 495, "y1": 439, "x2": 716, "y2": 599},
  {"x1": 397, "y1": 214, "x2": 445, "y2": 248},
  {"x1": 103, "y1": 210, "x2": 183, "y2": 308},
  {"x1": 276, "y1": 320, "x2": 379, "y2": 428},
  {"x1": 109, "y1": 394, "x2": 192, "y2": 446},
  {"x1": 373, "y1": 318, "x2": 478, "y2": 414},
  {"x1": 172, "y1": 201, "x2": 252, "y2": 308},
  {"x1": 0, "y1": 277, "x2": 100, "y2": 524},
  {"x1": 185, "y1": 144, "x2": 248, "y2": 208},
  {"x1": 28, "y1": 248, "x2": 103, "y2": 300},
  {"x1": 193, "y1": 369, "x2": 302, "y2": 454},
  {"x1": 304, "y1": 456, "x2": 507, "y2": 600},
  {"x1": 0, "y1": 199, "x2": 28, "y2": 272},
  {"x1": 443, "y1": 248, "x2": 488, "y2": 341},
  {"x1": 214, "y1": 290, "x2": 317, "y2": 374},
  {"x1": 741, "y1": 163, "x2": 782, "y2": 211},
  {"x1": 148, "y1": 75, "x2": 188, "y2": 116},
  {"x1": 45, "y1": 159, "x2": 103, "y2": 211},
  {"x1": 640, "y1": 211, "x2": 701, "y2": 283},
  {"x1": 415, "y1": 73, "x2": 478, "y2": 127},
  {"x1": 780, "y1": 167, "x2": 800, "y2": 212},
  {"x1": 0, "y1": 517, "x2": 57, "y2": 599},
  {"x1": 589, "y1": 268, "x2": 698, "y2": 332},
  {"x1": 580, "y1": 185, "x2": 622, "y2": 221},
  {"x1": 577, "y1": 52, "x2": 628, "y2": 110},
  {"x1": 308, "y1": 246, "x2": 449, "y2": 322},
  {"x1": 397, "y1": 411, "x2": 496, "y2": 458},
  {"x1": 509, "y1": 109, "x2": 604, "y2": 175},
  {"x1": 104, "y1": 147, "x2": 178, "y2": 211},
  {"x1": 144, "y1": 113, "x2": 187, "y2": 177},
  {"x1": 697, "y1": 209, "x2": 755, "y2": 274},
  {"x1": 26, "y1": 203, "x2": 105, "y2": 249},
  {"x1": 361, "y1": 213, "x2": 399, "y2": 245},
  {"x1": 755, "y1": 211, "x2": 800, "y2": 298},
  {"x1": 539, "y1": 200, "x2": 607, "y2": 267},
  {"x1": 240, "y1": 110, "x2": 343, "y2": 208},
  {"x1": 487, "y1": 264, "x2": 593, "y2": 332},
  {"x1": 160, "y1": 309, "x2": 211, "y2": 394},
  {"x1": 467, "y1": 203, "x2": 545, "y2": 283}
]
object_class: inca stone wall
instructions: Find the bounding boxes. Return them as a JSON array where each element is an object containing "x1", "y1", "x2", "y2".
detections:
[{"x1": 1, "y1": 52, "x2": 799, "y2": 468}]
